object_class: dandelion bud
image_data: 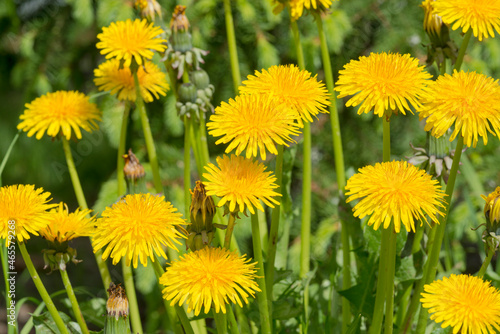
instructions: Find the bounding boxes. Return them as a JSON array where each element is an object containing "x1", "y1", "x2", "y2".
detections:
[
  {"x1": 105, "y1": 283, "x2": 131, "y2": 334},
  {"x1": 186, "y1": 181, "x2": 216, "y2": 251},
  {"x1": 190, "y1": 69, "x2": 210, "y2": 90},
  {"x1": 170, "y1": 5, "x2": 192, "y2": 52},
  {"x1": 482, "y1": 187, "x2": 500, "y2": 232}
]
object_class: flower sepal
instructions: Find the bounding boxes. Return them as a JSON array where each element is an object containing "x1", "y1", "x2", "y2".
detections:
[{"x1": 42, "y1": 245, "x2": 81, "y2": 272}]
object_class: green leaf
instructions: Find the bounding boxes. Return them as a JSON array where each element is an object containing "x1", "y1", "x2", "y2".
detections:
[
  {"x1": 33, "y1": 311, "x2": 82, "y2": 334},
  {"x1": 100, "y1": 97, "x2": 127, "y2": 149},
  {"x1": 93, "y1": 178, "x2": 118, "y2": 214}
]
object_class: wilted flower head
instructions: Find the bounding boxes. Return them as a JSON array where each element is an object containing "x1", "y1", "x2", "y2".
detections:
[
  {"x1": 0, "y1": 184, "x2": 56, "y2": 246},
  {"x1": 18, "y1": 91, "x2": 101, "y2": 140},
  {"x1": 160, "y1": 247, "x2": 260, "y2": 316},
  {"x1": 421, "y1": 274, "x2": 500, "y2": 333},
  {"x1": 345, "y1": 161, "x2": 447, "y2": 233},
  {"x1": 135, "y1": 0, "x2": 162, "y2": 21}
]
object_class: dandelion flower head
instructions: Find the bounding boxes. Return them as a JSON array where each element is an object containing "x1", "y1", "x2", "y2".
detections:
[
  {"x1": 421, "y1": 274, "x2": 500, "y2": 333},
  {"x1": 335, "y1": 52, "x2": 432, "y2": 118},
  {"x1": 289, "y1": 0, "x2": 336, "y2": 21},
  {"x1": 239, "y1": 64, "x2": 330, "y2": 125},
  {"x1": 207, "y1": 94, "x2": 301, "y2": 161},
  {"x1": 94, "y1": 59, "x2": 169, "y2": 102},
  {"x1": 39, "y1": 202, "x2": 95, "y2": 243},
  {"x1": 18, "y1": 91, "x2": 101, "y2": 140},
  {"x1": 96, "y1": 19, "x2": 167, "y2": 67},
  {"x1": 345, "y1": 161, "x2": 446, "y2": 233},
  {"x1": 93, "y1": 193, "x2": 187, "y2": 268},
  {"x1": 160, "y1": 247, "x2": 260, "y2": 316},
  {"x1": 203, "y1": 155, "x2": 281, "y2": 215},
  {"x1": 433, "y1": 0, "x2": 500, "y2": 41},
  {"x1": 418, "y1": 71, "x2": 500, "y2": 148},
  {"x1": 0, "y1": 185, "x2": 56, "y2": 246}
]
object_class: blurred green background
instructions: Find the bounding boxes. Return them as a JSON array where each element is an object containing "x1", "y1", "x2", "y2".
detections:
[{"x1": 2, "y1": 0, "x2": 500, "y2": 332}]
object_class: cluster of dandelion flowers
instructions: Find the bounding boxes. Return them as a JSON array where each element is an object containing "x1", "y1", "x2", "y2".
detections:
[
  {"x1": 335, "y1": 52, "x2": 432, "y2": 118},
  {"x1": 239, "y1": 64, "x2": 330, "y2": 125},
  {"x1": 345, "y1": 161, "x2": 446, "y2": 233},
  {"x1": 92, "y1": 193, "x2": 187, "y2": 268},
  {"x1": 160, "y1": 247, "x2": 260, "y2": 316},
  {"x1": 482, "y1": 186, "x2": 500, "y2": 225},
  {"x1": 0, "y1": 184, "x2": 56, "y2": 246},
  {"x1": 39, "y1": 202, "x2": 95, "y2": 243},
  {"x1": 207, "y1": 94, "x2": 301, "y2": 160},
  {"x1": 203, "y1": 155, "x2": 281, "y2": 215},
  {"x1": 94, "y1": 59, "x2": 169, "y2": 103},
  {"x1": 433, "y1": 0, "x2": 500, "y2": 41},
  {"x1": 421, "y1": 274, "x2": 500, "y2": 333},
  {"x1": 17, "y1": 91, "x2": 101, "y2": 140},
  {"x1": 418, "y1": 71, "x2": 500, "y2": 148},
  {"x1": 96, "y1": 19, "x2": 167, "y2": 67}
]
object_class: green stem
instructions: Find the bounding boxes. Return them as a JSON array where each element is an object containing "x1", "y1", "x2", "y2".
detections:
[
  {"x1": 223, "y1": 213, "x2": 237, "y2": 249},
  {"x1": 184, "y1": 116, "x2": 192, "y2": 216},
  {"x1": 227, "y1": 306, "x2": 240, "y2": 334},
  {"x1": 190, "y1": 120, "x2": 204, "y2": 177},
  {"x1": 234, "y1": 305, "x2": 251, "y2": 334},
  {"x1": 453, "y1": 29, "x2": 472, "y2": 72},
  {"x1": 383, "y1": 116, "x2": 391, "y2": 162},
  {"x1": 0, "y1": 130, "x2": 20, "y2": 187},
  {"x1": 266, "y1": 145, "x2": 284, "y2": 304},
  {"x1": 477, "y1": 248, "x2": 495, "y2": 278},
  {"x1": 290, "y1": 19, "x2": 305, "y2": 70},
  {"x1": 223, "y1": 0, "x2": 241, "y2": 93},
  {"x1": 122, "y1": 262, "x2": 143, "y2": 334},
  {"x1": 1, "y1": 242, "x2": 15, "y2": 334},
  {"x1": 117, "y1": 104, "x2": 130, "y2": 197},
  {"x1": 151, "y1": 257, "x2": 193, "y2": 334},
  {"x1": 18, "y1": 242, "x2": 69, "y2": 334},
  {"x1": 213, "y1": 312, "x2": 228, "y2": 334},
  {"x1": 383, "y1": 230, "x2": 397, "y2": 334},
  {"x1": 415, "y1": 137, "x2": 464, "y2": 334},
  {"x1": 251, "y1": 213, "x2": 272, "y2": 334},
  {"x1": 59, "y1": 269, "x2": 89, "y2": 334},
  {"x1": 313, "y1": 10, "x2": 350, "y2": 330},
  {"x1": 133, "y1": 71, "x2": 163, "y2": 194},
  {"x1": 61, "y1": 138, "x2": 111, "y2": 291},
  {"x1": 300, "y1": 122, "x2": 312, "y2": 280}
]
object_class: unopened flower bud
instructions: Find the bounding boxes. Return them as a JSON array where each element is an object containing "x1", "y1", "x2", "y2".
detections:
[
  {"x1": 170, "y1": 5, "x2": 192, "y2": 52},
  {"x1": 105, "y1": 283, "x2": 131, "y2": 334},
  {"x1": 482, "y1": 187, "x2": 500, "y2": 232},
  {"x1": 186, "y1": 181, "x2": 216, "y2": 251}
]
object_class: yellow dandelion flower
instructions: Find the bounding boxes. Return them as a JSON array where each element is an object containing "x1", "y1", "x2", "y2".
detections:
[
  {"x1": 92, "y1": 193, "x2": 187, "y2": 268},
  {"x1": 289, "y1": 0, "x2": 336, "y2": 21},
  {"x1": 96, "y1": 19, "x2": 167, "y2": 68},
  {"x1": 207, "y1": 94, "x2": 301, "y2": 160},
  {"x1": 482, "y1": 186, "x2": 500, "y2": 225},
  {"x1": 421, "y1": 274, "x2": 500, "y2": 333},
  {"x1": 239, "y1": 64, "x2": 330, "y2": 125},
  {"x1": 418, "y1": 71, "x2": 500, "y2": 148},
  {"x1": 345, "y1": 161, "x2": 446, "y2": 233},
  {"x1": 335, "y1": 52, "x2": 432, "y2": 118},
  {"x1": 39, "y1": 202, "x2": 95, "y2": 243},
  {"x1": 94, "y1": 59, "x2": 169, "y2": 103},
  {"x1": 17, "y1": 91, "x2": 101, "y2": 141},
  {"x1": 433, "y1": 0, "x2": 500, "y2": 41},
  {"x1": 421, "y1": 0, "x2": 444, "y2": 36},
  {"x1": 160, "y1": 247, "x2": 260, "y2": 316},
  {"x1": 0, "y1": 185, "x2": 56, "y2": 246},
  {"x1": 203, "y1": 155, "x2": 281, "y2": 215}
]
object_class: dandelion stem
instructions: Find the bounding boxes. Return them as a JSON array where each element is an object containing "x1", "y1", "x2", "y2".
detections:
[
  {"x1": 266, "y1": 144, "x2": 283, "y2": 303},
  {"x1": 213, "y1": 312, "x2": 228, "y2": 334},
  {"x1": 18, "y1": 242, "x2": 69, "y2": 334},
  {"x1": 117, "y1": 104, "x2": 130, "y2": 198},
  {"x1": 223, "y1": 213, "x2": 237, "y2": 249},
  {"x1": 477, "y1": 248, "x2": 494, "y2": 278},
  {"x1": 184, "y1": 116, "x2": 192, "y2": 215},
  {"x1": 251, "y1": 213, "x2": 272, "y2": 334},
  {"x1": 415, "y1": 136, "x2": 464, "y2": 334},
  {"x1": 370, "y1": 116, "x2": 393, "y2": 334},
  {"x1": 133, "y1": 71, "x2": 163, "y2": 194},
  {"x1": 384, "y1": 230, "x2": 397, "y2": 334},
  {"x1": 223, "y1": 0, "x2": 241, "y2": 93},
  {"x1": 151, "y1": 256, "x2": 194, "y2": 334},
  {"x1": 59, "y1": 269, "x2": 89, "y2": 334},
  {"x1": 453, "y1": 29, "x2": 472, "y2": 72},
  {"x1": 313, "y1": 10, "x2": 351, "y2": 330},
  {"x1": 122, "y1": 262, "x2": 143, "y2": 334},
  {"x1": 227, "y1": 306, "x2": 240, "y2": 334},
  {"x1": 61, "y1": 137, "x2": 111, "y2": 291},
  {"x1": 0, "y1": 130, "x2": 20, "y2": 188}
]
